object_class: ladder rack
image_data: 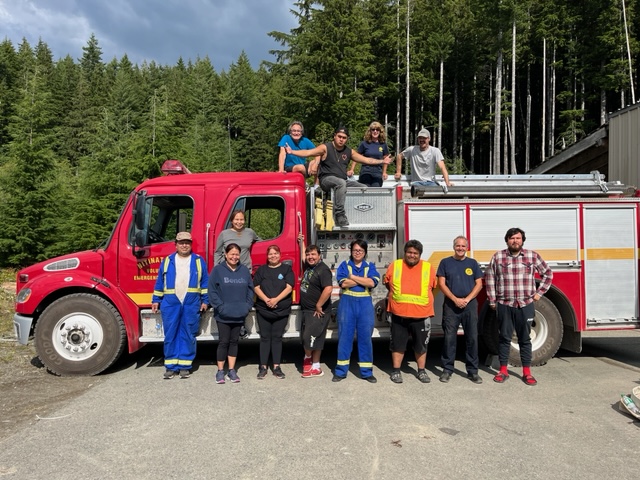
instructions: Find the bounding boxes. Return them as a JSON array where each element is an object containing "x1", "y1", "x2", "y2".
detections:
[{"x1": 409, "y1": 171, "x2": 634, "y2": 198}]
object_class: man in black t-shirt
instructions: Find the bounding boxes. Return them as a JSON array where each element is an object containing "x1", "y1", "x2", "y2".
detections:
[
  {"x1": 285, "y1": 126, "x2": 390, "y2": 227},
  {"x1": 299, "y1": 244, "x2": 333, "y2": 377}
]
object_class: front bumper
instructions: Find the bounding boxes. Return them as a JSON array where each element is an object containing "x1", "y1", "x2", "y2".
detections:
[{"x1": 13, "y1": 314, "x2": 33, "y2": 345}]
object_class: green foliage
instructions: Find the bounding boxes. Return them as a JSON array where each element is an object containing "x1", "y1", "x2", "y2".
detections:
[{"x1": 0, "y1": 1, "x2": 638, "y2": 266}]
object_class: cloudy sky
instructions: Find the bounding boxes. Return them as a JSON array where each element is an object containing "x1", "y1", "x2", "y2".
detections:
[{"x1": 1, "y1": 0, "x2": 299, "y2": 69}]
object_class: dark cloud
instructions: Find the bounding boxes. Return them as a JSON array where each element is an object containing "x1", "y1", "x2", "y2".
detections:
[{"x1": 0, "y1": 0, "x2": 297, "y2": 68}]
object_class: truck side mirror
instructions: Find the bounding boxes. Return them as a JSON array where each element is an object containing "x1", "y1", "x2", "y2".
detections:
[{"x1": 133, "y1": 190, "x2": 147, "y2": 231}]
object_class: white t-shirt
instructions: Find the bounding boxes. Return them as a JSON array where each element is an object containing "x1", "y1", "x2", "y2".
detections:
[
  {"x1": 401, "y1": 145, "x2": 444, "y2": 182},
  {"x1": 174, "y1": 254, "x2": 191, "y2": 303}
]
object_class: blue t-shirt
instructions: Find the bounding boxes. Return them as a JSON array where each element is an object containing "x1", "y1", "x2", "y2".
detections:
[
  {"x1": 436, "y1": 256, "x2": 483, "y2": 308},
  {"x1": 278, "y1": 134, "x2": 316, "y2": 168},
  {"x1": 357, "y1": 141, "x2": 389, "y2": 177}
]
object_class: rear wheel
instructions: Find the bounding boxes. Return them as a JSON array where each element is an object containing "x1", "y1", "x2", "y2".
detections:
[
  {"x1": 479, "y1": 297, "x2": 563, "y2": 367},
  {"x1": 34, "y1": 293, "x2": 127, "y2": 376}
]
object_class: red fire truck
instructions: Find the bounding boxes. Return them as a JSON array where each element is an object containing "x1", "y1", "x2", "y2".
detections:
[{"x1": 13, "y1": 161, "x2": 640, "y2": 375}]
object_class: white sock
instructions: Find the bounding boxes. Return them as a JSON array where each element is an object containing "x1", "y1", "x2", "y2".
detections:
[
  {"x1": 304, "y1": 355, "x2": 311, "y2": 360},
  {"x1": 312, "y1": 362, "x2": 320, "y2": 370}
]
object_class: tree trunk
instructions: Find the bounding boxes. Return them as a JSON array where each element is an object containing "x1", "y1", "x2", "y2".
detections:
[
  {"x1": 510, "y1": 17, "x2": 517, "y2": 175},
  {"x1": 493, "y1": 32, "x2": 503, "y2": 175}
]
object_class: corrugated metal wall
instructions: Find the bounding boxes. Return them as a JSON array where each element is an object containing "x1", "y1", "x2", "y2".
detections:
[{"x1": 609, "y1": 103, "x2": 640, "y2": 189}]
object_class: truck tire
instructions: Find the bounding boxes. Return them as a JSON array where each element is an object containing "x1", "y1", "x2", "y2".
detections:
[
  {"x1": 479, "y1": 297, "x2": 563, "y2": 367},
  {"x1": 509, "y1": 296, "x2": 563, "y2": 366},
  {"x1": 34, "y1": 293, "x2": 127, "y2": 376}
]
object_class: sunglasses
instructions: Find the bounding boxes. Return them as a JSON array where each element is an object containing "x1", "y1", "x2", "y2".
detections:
[{"x1": 370, "y1": 128, "x2": 380, "y2": 132}]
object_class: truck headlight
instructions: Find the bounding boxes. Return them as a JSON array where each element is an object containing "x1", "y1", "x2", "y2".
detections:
[{"x1": 16, "y1": 288, "x2": 31, "y2": 303}]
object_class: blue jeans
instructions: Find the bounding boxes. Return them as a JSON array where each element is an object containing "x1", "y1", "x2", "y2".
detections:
[
  {"x1": 411, "y1": 180, "x2": 438, "y2": 187},
  {"x1": 441, "y1": 300, "x2": 479, "y2": 374},
  {"x1": 319, "y1": 176, "x2": 366, "y2": 216}
]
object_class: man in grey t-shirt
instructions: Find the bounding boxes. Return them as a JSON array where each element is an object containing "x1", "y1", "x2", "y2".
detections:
[{"x1": 395, "y1": 128, "x2": 452, "y2": 187}]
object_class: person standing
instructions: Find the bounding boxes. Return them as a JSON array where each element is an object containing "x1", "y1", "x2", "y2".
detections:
[
  {"x1": 151, "y1": 232, "x2": 209, "y2": 380},
  {"x1": 484, "y1": 227, "x2": 553, "y2": 386},
  {"x1": 333, "y1": 239, "x2": 380, "y2": 383},
  {"x1": 347, "y1": 121, "x2": 390, "y2": 187},
  {"x1": 285, "y1": 125, "x2": 391, "y2": 227},
  {"x1": 299, "y1": 243, "x2": 333, "y2": 378},
  {"x1": 253, "y1": 245, "x2": 295, "y2": 379},
  {"x1": 209, "y1": 243, "x2": 254, "y2": 384},
  {"x1": 214, "y1": 210, "x2": 260, "y2": 271},
  {"x1": 436, "y1": 235, "x2": 484, "y2": 384},
  {"x1": 277, "y1": 120, "x2": 320, "y2": 177},
  {"x1": 395, "y1": 128, "x2": 452, "y2": 188},
  {"x1": 384, "y1": 240, "x2": 437, "y2": 384}
]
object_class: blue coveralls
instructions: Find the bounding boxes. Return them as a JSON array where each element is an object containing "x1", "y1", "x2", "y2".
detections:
[
  {"x1": 152, "y1": 253, "x2": 209, "y2": 372},
  {"x1": 334, "y1": 260, "x2": 380, "y2": 378}
]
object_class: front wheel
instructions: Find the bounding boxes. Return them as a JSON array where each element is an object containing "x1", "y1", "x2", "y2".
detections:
[{"x1": 34, "y1": 293, "x2": 127, "y2": 376}]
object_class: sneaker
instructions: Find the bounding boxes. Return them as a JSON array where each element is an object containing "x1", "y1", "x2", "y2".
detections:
[
  {"x1": 227, "y1": 368, "x2": 240, "y2": 383},
  {"x1": 215, "y1": 369, "x2": 226, "y2": 384},
  {"x1": 335, "y1": 214, "x2": 349, "y2": 227},
  {"x1": 417, "y1": 369, "x2": 431, "y2": 383},
  {"x1": 302, "y1": 368, "x2": 324, "y2": 378},
  {"x1": 273, "y1": 366, "x2": 286, "y2": 379},
  {"x1": 364, "y1": 375, "x2": 377, "y2": 384},
  {"x1": 390, "y1": 371, "x2": 403, "y2": 384},
  {"x1": 163, "y1": 369, "x2": 176, "y2": 380},
  {"x1": 467, "y1": 373, "x2": 483, "y2": 384},
  {"x1": 302, "y1": 356, "x2": 312, "y2": 375},
  {"x1": 179, "y1": 369, "x2": 190, "y2": 379},
  {"x1": 439, "y1": 371, "x2": 452, "y2": 383},
  {"x1": 493, "y1": 372, "x2": 509, "y2": 383},
  {"x1": 257, "y1": 366, "x2": 268, "y2": 379},
  {"x1": 522, "y1": 374, "x2": 537, "y2": 386},
  {"x1": 332, "y1": 374, "x2": 346, "y2": 382}
]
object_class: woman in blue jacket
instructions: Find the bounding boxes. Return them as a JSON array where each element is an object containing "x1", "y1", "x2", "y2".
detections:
[{"x1": 208, "y1": 243, "x2": 254, "y2": 384}]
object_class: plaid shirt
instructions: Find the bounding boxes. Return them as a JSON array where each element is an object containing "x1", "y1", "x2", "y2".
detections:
[{"x1": 485, "y1": 248, "x2": 553, "y2": 308}]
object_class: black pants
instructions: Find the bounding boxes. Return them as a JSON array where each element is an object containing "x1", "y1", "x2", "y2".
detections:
[
  {"x1": 216, "y1": 321, "x2": 242, "y2": 362},
  {"x1": 497, "y1": 302, "x2": 534, "y2": 367},
  {"x1": 441, "y1": 300, "x2": 479, "y2": 374},
  {"x1": 257, "y1": 312, "x2": 289, "y2": 366}
]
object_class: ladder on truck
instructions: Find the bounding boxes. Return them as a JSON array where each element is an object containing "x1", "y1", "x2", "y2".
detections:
[{"x1": 409, "y1": 171, "x2": 634, "y2": 198}]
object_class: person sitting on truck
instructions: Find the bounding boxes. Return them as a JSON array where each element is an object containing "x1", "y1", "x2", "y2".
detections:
[
  {"x1": 484, "y1": 227, "x2": 553, "y2": 386},
  {"x1": 253, "y1": 245, "x2": 295, "y2": 380},
  {"x1": 395, "y1": 128, "x2": 452, "y2": 188},
  {"x1": 209, "y1": 243, "x2": 255, "y2": 384},
  {"x1": 346, "y1": 121, "x2": 390, "y2": 187},
  {"x1": 151, "y1": 231, "x2": 209, "y2": 380},
  {"x1": 333, "y1": 239, "x2": 380, "y2": 383},
  {"x1": 214, "y1": 210, "x2": 261, "y2": 271},
  {"x1": 383, "y1": 239, "x2": 437, "y2": 384},
  {"x1": 285, "y1": 125, "x2": 391, "y2": 227},
  {"x1": 277, "y1": 120, "x2": 320, "y2": 177}
]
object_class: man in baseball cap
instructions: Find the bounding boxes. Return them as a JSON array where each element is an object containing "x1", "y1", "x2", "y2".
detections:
[{"x1": 395, "y1": 128, "x2": 452, "y2": 188}]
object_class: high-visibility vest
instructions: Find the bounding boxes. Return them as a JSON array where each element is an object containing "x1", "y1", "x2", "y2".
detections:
[{"x1": 390, "y1": 259, "x2": 430, "y2": 305}]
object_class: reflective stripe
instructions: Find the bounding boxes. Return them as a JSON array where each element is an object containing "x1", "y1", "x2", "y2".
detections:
[
  {"x1": 391, "y1": 259, "x2": 430, "y2": 305},
  {"x1": 165, "y1": 358, "x2": 193, "y2": 366},
  {"x1": 177, "y1": 359, "x2": 193, "y2": 366},
  {"x1": 343, "y1": 264, "x2": 372, "y2": 296},
  {"x1": 358, "y1": 362, "x2": 373, "y2": 367},
  {"x1": 153, "y1": 290, "x2": 164, "y2": 297},
  {"x1": 162, "y1": 254, "x2": 204, "y2": 296},
  {"x1": 336, "y1": 359, "x2": 350, "y2": 366}
]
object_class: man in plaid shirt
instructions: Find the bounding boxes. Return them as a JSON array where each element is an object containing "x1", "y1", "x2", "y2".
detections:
[{"x1": 485, "y1": 227, "x2": 553, "y2": 386}]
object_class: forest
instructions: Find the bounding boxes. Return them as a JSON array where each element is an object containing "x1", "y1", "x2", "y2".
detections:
[{"x1": 0, "y1": 0, "x2": 637, "y2": 267}]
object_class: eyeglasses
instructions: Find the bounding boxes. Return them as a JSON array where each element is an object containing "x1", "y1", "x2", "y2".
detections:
[
  {"x1": 290, "y1": 129, "x2": 302, "y2": 133},
  {"x1": 352, "y1": 249, "x2": 365, "y2": 253}
]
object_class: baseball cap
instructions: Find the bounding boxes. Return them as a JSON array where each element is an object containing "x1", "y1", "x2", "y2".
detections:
[
  {"x1": 334, "y1": 125, "x2": 350, "y2": 137},
  {"x1": 176, "y1": 231, "x2": 192, "y2": 242},
  {"x1": 417, "y1": 128, "x2": 431, "y2": 138}
]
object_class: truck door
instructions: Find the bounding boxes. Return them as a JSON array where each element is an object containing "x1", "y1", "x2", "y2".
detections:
[{"x1": 117, "y1": 187, "x2": 205, "y2": 307}]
